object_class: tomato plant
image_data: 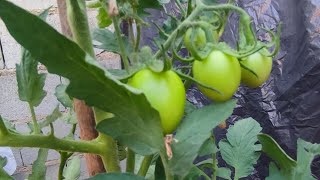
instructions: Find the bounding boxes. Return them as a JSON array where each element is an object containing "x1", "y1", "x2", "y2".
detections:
[
  {"x1": 240, "y1": 50, "x2": 273, "y2": 88},
  {"x1": 193, "y1": 50, "x2": 241, "y2": 102},
  {"x1": 0, "y1": 0, "x2": 315, "y2": 180},
  {"x1": 128, "y1": 69, "x2": 186, "y2": 134}
]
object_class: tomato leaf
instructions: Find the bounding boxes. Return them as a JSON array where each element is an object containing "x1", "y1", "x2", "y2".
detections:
[
  {"x1": 258, "y1": 134, "x2": 296, "y2": 172},
  {"x1": 16, "y1": 47, "x2": 47, "y2": 107},
  {"x1": 293, "y1": 139, "x2": 320, "y2": 180},
  {"x1": 265, "y1": 162, "x2": 288, "y2": 180},
  {"x1": 184, "y1": 165, "x2": 210, "y2": 180},
  {"x1": 0, "y1": 0, "x2": 164, "y2": 155},
  {"x1": 63, "y1": 156, "x2": 81, "y2": 180},
  {"x1": 198, "y1": 137, "x2": 217, "y2": 156},
  {"x1": 136, "y1": 0, "x2": 162, "y2": 17},
  {"x1": 55, "y1": 84, "x2": 73, "y2": 108},
  {"x1": 265, "y1": 139, "x2": 320, "y2": 180},
  {"x1": 96, "y1": 7, "x2": 112, "y2": 28},
  {"x1": 169, "y1": 100, "x2": 236, "y2": 177},
  {"x1": 28, "y1": 149, "x2": 49, "y2": 180},
  {"x1": 92, "y1": 28, "x2": 132, "y2": 54},
  {"x1": 87, "y1": 173, "x2": 146, "y2": 180},
  {"x1": 217, "y1": 167, "x2": 232, "y2": 180},
  {"x1": 15, "y1": 7, "x2": 50, "y2": 107},
  {"x1": 219, "y1": 118, "x2": 262, "y2": 179},
  {"x1": 0, "y1": 156, "x2": 13, "y2": 180}
]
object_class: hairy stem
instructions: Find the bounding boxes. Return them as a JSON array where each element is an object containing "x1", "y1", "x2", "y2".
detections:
[
  {"x1": 137, "y1": 155, "x2": 153, "y2": 177},
  {"x1": 94, "y1": 108, "x2": 121, "y2": 172},
  {"x1": 126, "y1": 149, "x2": 135, "y2": 173},
  {"x1": 28, "y1": 103, "x2": 40, "y2": 134},
  {"x1": 0, "y1": 132, "x2": 102, "y2": 154},
  {"x1": 113, "y1": 16, "x2": 130, "y2": 72},
  {"x1": 154, "y1": 3, "x2": 253, "y2": 59}
]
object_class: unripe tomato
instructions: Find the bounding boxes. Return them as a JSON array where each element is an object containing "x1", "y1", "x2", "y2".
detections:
[
  {"x1": 240, "y1": 51, "x2": 272, "y2": 88},
  {"x1": 184, "y1": 28, "x2": 207, "y2": 50},
  {"x1": 128, "y1": 69, "x2": 186, "y2": 134},
  {"x1": 193, "y1": 50, "x2": 241, "y2": 102},
  {"x1": 184, "y1": 28, "x2": 219, "y2": 52}
]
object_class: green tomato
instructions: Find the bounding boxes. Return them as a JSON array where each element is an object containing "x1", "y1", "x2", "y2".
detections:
[
  {"x1": 184, "y1": 27, "x2": 207, "y2": 50},
  {"x1": 127, "y1": 69, "x2": 186, "y2": 134},
  {"x1": 240, "y1": 51, "x2": 272, "y2": 88},
  {"x1": 193, "y1": 50, "x2": 241, "y2": 102}
]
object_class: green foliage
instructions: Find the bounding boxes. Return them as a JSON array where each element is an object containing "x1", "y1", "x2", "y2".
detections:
[
  {"x1": 16, "y1": 49, "x2": 47, "y2": 107},
  {"x1": 88, "y1": 173, "x2": 146, "y2": 180},
  {"x1": 97, "y1": 7, "x2": 112, "y2": 28},
  {"x1": 198, "y1": 137, "x2": 216, "y2": 156},
  {"x1": 219, "y1": 118, "x2": 262, "y2": 180},
  {"x1": 265, "y1": 139, "x2": 320, "y2": 180},
  {"x1": 55, "y1": 84, "x2": 73, "y2": 108},
  {"x1": 28, "y1": 149, "x2": 49, "y2": 180},
  {"x1": 0, "y1": 156, "x2": 13, "y2": 180},
  {"x1": 63, "y1": 156, "x2": 81, "y2": 180},
  {"x1": 258, "y1": 134, "x2": 296, "y2": 172},
  {"x1": 169, "y1": 100, "x2": 236, "y2": 177},
  {"x1": 92, "y1": 28, "x2": 132, "y2": 54}
]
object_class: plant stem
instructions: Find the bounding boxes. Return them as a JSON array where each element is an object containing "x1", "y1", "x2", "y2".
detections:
[
  {"x1": 126, "y1": 149, "x2": 135, "y2": 173},
  {"x1": 137, "y1": 155, "x2": 153, "y2": 177},
  {"x1": 97, "y1": 134, "x2": 121, "y2": 172},
  {"x1": 160, "y1": 153, "x2": 173, "y2": 180},
  {"x1": 28, "y1": 103, "x2": 40, "y2": 134},
  {"x1": 154, "y1": 3, "x2": 253, "y2": 59},
  {"x1": 134, "y1": 24, "x2": 141, "y2": 52},
  {"x1": 128, "y1": 19, "x2": 135, "y2": 46},
  {"x1": 211, "y1": 136, "x2": 217, "y2": 180},
  {"x1": 0, "y1": 132, "x2": 102, "y2": 154},
  {"x1": 94, "y1": 108, "x2": 121, "y2": 172},
  {"x1": 113, "y1": 16, "x2": 130, "y2": 72}
]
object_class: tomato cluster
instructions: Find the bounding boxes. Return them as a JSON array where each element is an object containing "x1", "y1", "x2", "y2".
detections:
[
  {"x1": 184, "y1": 28, "x2": 273, "y2": 101},
  {"x1": 127, "y1": 28, "x2": 273, "y2": 134}
]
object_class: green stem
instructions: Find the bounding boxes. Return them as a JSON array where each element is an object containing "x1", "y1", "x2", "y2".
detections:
[
  {"x1": 113, "y1": 16, "x2": 130, "y2": 72},
  {"x1": 128, "y1": 19, "x2": 135, "y2": 46},
  {"x1": 211, "y1": 136, "x2": 217, "y2": 180},
  {"x1": 160, "y1": 153, "x2": 173, "y2": 180},
  {"x1": 137, "y1": 155, "x2": 153, "y2": 177},
  {"x1": 94, "y1": 108, "x2": 121, "y2": 172},
  {"x1": 126, "y1": 149, "x2": 135, "y2": 173},
  {"x1": 28, "y1": 103, "x2": 40, "y2": 134},
  {"x1": 154, "y1": 3, "x2": 253, "y2": 59},
  {"x1": 0, "y1": 132, "x2": 102, "y2": 154},
  {"x1": 134, "y1": 24, "x2": 141, "y2": 52},
  {"x1": 96, "y1": 134, "x2": 121, "y2": 172}
]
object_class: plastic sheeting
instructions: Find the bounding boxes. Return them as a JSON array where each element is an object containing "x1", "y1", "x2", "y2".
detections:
[{"x1": 140, "y1": 0, "x2": 320, "y2": 178}]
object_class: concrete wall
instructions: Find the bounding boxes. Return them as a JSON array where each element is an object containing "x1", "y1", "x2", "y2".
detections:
[{"x1": 0, "y1": 1, "x2": 121, "y2": 179}]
